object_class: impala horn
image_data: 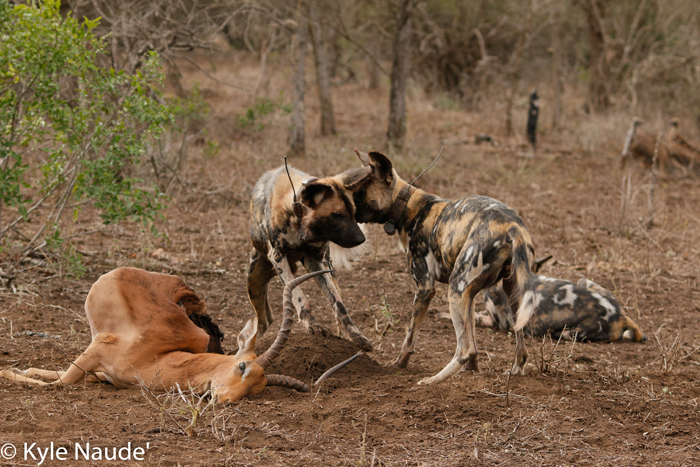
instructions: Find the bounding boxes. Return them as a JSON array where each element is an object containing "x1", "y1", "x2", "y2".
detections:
[{"x1": 256, "y1": 270, "x2": 332, "y2": 392}]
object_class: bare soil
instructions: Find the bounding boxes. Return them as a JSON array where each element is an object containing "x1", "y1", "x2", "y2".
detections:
[{"x1": 1, "y1": 51, "x2": 700, "y2": 466}]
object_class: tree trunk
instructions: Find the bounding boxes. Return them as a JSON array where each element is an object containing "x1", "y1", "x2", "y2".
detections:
[
  {"x1": 253, "y1": 25, "x2": 278, "y2": 102},
  {"x1": 504, "y1": 2, "x2": 534, "y2": 136},
  {"x1": 308, "y1": 1, "x2": 336, "y2": 136},
  {"x1": 550, "y1": 3, "x2": 563, "y2": 130},
  {"x1": 387, "y1": 0, "x2": 415, "y2": 150},
  {"x1": 366, "y1": 29, "x2": 381, "y2": 89},
  {"x1": 287, "y1": 14, "x2": 307, "y2": 157},
  {"x1": 584, "y1": 0, "x2": 610, "y2": 113}
]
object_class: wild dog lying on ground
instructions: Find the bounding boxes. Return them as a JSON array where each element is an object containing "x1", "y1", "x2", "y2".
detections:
[
  {"x1": 348, "y1": 149, "x2": 540, "y2": 384},
  {"x1": 248, "y1": 165, "x2": 374, "y2": 351},
  {"x1": 478, "y1": 256, "x2": 644, "y2": 342},
  {"x1": 1, "y1": 268, "x2": 340, "y2": 402}
]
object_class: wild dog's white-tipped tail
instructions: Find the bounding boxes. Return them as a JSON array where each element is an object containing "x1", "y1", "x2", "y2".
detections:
[
  {"x1": 514, "y1": 289, "x2": 540, "y2": 332},
  {"x1": 329, "y1": 224, "x2": 369, "y2": 270},
  {"x1": 508, "y1": 227, "x2": 539, "y2": 332}
]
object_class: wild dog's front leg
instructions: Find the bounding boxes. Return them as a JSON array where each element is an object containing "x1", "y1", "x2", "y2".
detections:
[
  {"x1": 247, "y1": 248, "x2": 277, "y2": 336},
  {"x1": 392, "y1": 287, "x2": 435, "y2": 368},
  {"x1": 392, "y1": 253, "x2": 436, "y2": 368},
  {"x1": 304, "y1": 256, "x2": 373, "y2": 351},
  {"x1": 270, "y1": 255, "x2": 330, "y2": 337}
]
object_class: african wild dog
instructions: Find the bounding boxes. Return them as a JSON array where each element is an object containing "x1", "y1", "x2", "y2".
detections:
[
  {"x1": 347, "y1": 149, "x2": 540, "y2": 384},
  {"x1": 248, "y1": 165, "x2": 373, "y2": 351},
  {"x1": 478, "y1": 256, "x2": 644, "y2": 342}
]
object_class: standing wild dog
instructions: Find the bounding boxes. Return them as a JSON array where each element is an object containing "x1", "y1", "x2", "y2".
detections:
[
  {"x1": 478, "y1": 256, "x2": 644, "y2": 342},
  {"x1": 248, "y1": 165, "x2": 374, "y2": 351},
  {"x1": 348, "y1": 149, "x2": 540, "y2": 384}
]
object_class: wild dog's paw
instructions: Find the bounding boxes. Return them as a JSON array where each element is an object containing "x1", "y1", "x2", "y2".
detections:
[
  {"x1": 346, "y1": 329, "x2": 373, "y2": 352},
  {"x1": 417, "y1": 376, "x2": 437, "y2": 385},
  {"x1": 304, "y1": 321, "x2": 332, "y2": 337},
  {"x1": 463, "y1": 357, "x2": 479, "y2": 372},
  {"x1": 386, "y1": 354, "x2": 410, "y2": 369},
  {"x1": 350, "y1": 334, "x2": 373, "y2": 352}
]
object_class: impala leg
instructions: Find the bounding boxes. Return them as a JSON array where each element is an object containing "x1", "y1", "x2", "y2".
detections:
[
  {"x1": 0, "y1": 335, "x2": 111, "y2": 387},
  {"x1": 24, "y1": 369, "x2": 108, "y2": 383}
]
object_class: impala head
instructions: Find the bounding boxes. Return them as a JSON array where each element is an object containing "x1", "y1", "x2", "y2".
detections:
[
  {"x1": 209, "y1": 319, "x2": 267, "y2": 403},
  {"x1": 212, "y1": 270, "x2": 332, "y2": 403}
]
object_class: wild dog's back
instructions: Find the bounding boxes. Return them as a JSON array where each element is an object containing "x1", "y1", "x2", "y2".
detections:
[{"x1": 403, "y1": 195, "x2": 532, "y2": 283}]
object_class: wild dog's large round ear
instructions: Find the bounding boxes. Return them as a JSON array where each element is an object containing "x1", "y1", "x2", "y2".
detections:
[
  {"x1": 354, "y1": 147, "x2": 371, "y2": 166},
  {"x1": 368, "y1": 151, "x2": 393, "y2": 184},
  {"x1": 298, "y1": 181, "x2": 333, "y2": 209},
  {"x1": 340, "y1": 166, "x2": 373, "y2": 190},
  {"x1": 293, "y1": 177, "x2": 323, "y2": 217},
  {"x1": 532, "y1": 255, "x2": 553, "y2": 274}
]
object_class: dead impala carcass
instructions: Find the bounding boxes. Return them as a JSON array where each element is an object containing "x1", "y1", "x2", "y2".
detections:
[
  {"x1": 478, "y1": 257, "x2": 644, "y2": 342},
  {"x1": 0, "y1": 268, "x2": 341, "y2": 402}
]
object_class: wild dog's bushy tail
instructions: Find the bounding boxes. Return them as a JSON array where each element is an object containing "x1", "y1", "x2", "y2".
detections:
[
  {"x1": 621, "y1": 315, "x2": 645, "y2": 342},
  {"x1": 329, "y1": 224, "x2": 369, "y2": 270},
  {"x1": 508, "y1": 226, "x2": 539, "y2": 332}
]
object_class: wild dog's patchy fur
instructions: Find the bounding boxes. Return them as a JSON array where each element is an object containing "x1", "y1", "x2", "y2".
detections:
[
  {"x1": 248, "y1": 165, "x2": 373, "y2": 351},
  {"x1": 478, "y1": 256, "x2": 644, "y2": 342},
  {"x1": 349, "y1": 149, "x2": 539, "y2": 384}
]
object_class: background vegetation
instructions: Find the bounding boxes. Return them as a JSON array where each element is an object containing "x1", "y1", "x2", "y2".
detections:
[{"x1": 1, "y1": 0, "x2": 698, "y2": 280}]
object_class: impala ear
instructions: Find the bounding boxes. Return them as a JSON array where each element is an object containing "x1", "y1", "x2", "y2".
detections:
[{"x1": 236, "y1": 318, "x2": 258, "y2": 355}]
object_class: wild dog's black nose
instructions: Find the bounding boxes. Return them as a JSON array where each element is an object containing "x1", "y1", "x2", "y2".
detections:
[{"x1": 350, "y1": 228, "x2": 366, "y2": 247}]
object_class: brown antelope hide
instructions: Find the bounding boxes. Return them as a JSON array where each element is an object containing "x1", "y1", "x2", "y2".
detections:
[{"x1": 0, "y1": 267, "x2": 338, "y2": 403}]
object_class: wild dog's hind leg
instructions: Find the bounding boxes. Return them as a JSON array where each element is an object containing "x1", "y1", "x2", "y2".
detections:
[
  {"x1": 418, "y1": 284, "x2": 479, "y2": 385},
  {"x1": 304, "y1": 255, "x2": 373, "y2": 351},
  {"x1": 271, "y1": 255, "x2": 330, "y2": 337},
  {"x1": 247, "y1": 248, "x2": 277, "y2": 336}
]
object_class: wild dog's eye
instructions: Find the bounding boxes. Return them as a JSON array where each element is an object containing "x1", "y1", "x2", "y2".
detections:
[
  {"x1": 332, "y1": 212, "x2": 345, "y2": 220},
  {"x1": 239, "y1": 362, "x2": 246, "y2": 373}
]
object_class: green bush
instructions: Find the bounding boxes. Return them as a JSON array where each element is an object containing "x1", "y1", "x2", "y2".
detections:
[
  {"x1": 0, "y1": 0, "x2": 176, "y2": 269},
  {"x1": 238, "y1": 96, "x2": 292, "y2": 131}
]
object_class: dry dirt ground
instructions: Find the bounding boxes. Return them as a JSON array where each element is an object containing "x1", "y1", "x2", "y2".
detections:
[{"x1": 1, "y1": 51, "x2": 700, "y2": 466}]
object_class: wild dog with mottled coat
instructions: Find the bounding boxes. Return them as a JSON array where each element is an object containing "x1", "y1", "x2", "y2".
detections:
[
  {"x1": 347, "y1": 149, "x2": 540, "y2": 384},
  {"x1": 248, "y1": 165, "x2": 373, "y2": 351},
  {"x1": 478, "y1": 256, "x2": 644, "y2": 342}
]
